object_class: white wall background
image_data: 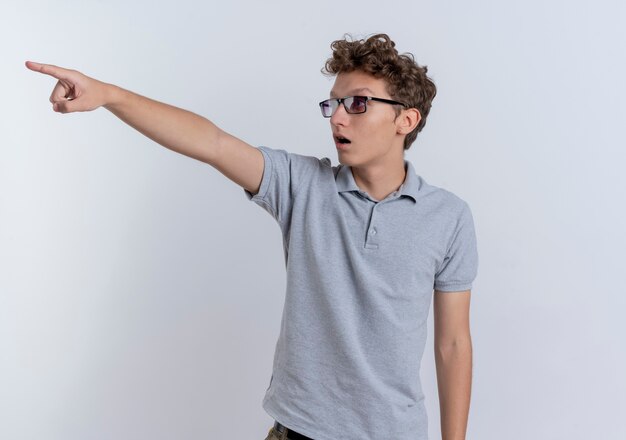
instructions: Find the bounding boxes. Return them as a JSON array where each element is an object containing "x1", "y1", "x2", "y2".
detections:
[{"x1": 1, "y1": 1, "x2": 625, "y2": 439}]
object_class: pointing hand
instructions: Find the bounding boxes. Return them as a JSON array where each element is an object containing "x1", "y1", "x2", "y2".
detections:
[{"x1": 26, "y1": 61, "x2": 110, "y2": 113}]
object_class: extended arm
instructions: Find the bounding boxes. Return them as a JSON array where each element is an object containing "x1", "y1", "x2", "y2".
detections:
[
  {"x1": 433, "y1": 289, "x2": 473, "y2": 440},
  {"x1": 25, "y1": 61, "x2": 264, "y2": 195}
]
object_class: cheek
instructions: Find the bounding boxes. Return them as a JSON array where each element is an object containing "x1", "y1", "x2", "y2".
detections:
[
  {"x1": 371, "y1": 119, "x2": 398, "y2": 141},
  {"x1": 354, "y1": 115, "x2": 397, "y2": 145}
]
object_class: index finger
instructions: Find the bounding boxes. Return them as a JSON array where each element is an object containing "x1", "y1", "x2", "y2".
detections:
[{"x1": 25, "y1": 61, "x2": 72, "y2": 80}]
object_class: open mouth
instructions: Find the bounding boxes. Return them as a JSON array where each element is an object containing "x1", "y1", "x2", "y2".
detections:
[{"x1": 335, "y1": 135, "x2": 351, "y2": 144}]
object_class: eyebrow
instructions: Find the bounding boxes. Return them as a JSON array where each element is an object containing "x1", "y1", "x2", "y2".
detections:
[{"x1": 329, "y1": 87, "x2": 375, "y2": 98}]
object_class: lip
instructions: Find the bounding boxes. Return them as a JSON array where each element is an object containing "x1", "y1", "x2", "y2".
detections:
[
  {"x1": 333, "y1": 134, "x2": 351, "y2": 150},
  {"x1": 334, "y1": 139, "x2": 351, "y2": 151}
]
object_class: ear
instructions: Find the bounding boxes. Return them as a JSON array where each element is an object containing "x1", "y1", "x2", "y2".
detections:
[{"x1": 396, "y1": 108, "x2": 421, "y2": 135}]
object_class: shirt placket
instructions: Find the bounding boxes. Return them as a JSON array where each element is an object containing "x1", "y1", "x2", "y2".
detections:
[{"x1": 364, "y1": 201, "x2": 380, "y2": 250}]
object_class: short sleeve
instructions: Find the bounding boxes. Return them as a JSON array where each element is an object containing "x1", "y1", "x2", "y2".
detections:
[
  {"x1": 434, "y1": 202, "x2": 479, "y2": 292},
  {"x1": 243, "y1": 146, "x2": 319, "y2": 230}
]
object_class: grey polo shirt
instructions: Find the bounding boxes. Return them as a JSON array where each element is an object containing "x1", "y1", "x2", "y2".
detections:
[{"x1": 244, "y1": 146, "x2": 478, "y2": 440}]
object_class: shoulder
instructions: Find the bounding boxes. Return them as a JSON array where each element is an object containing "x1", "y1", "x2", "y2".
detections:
[
  {"x1": 258, "y1": 146, "x2": 331, "y2": 169},
  {"x1": 416, "y1": 175, "x2": 471, "y2": 217},
  {"x1": 255, "y1": 146, "x2": 335, "y2": 190}
]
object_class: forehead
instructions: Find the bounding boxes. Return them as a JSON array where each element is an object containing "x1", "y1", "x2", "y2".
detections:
[{"x1": 330, "y1": 71, "x2": 390, "y2": 98}]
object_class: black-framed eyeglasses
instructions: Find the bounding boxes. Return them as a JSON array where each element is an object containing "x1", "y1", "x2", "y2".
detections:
[{"x1": 318, "y1": 95, "x2": 408, "y2": 118}]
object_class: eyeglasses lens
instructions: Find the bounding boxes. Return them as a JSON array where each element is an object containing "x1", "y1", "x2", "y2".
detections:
[
  {"x1": 320, "y1": 100, "x2": 335, "y2": 117},
  {"x1": 320, "y1": 97, "x2": 369, "y2": 117},
  {"x1": 346, "y1": 97, "x2": 367, "y2": 114}
]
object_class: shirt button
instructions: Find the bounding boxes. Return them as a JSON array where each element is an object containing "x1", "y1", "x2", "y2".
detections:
[{"x1": 370, "y1": 228, "x2": 377, "y2": 235}]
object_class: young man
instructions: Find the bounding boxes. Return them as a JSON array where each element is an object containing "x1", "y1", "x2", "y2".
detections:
[{"x1": 27, "y1": 33, "x2": 478, "y2": 440}]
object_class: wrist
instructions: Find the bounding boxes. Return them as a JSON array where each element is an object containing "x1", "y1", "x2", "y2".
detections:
[{"x1": 102, "y1": 83, "x2": 125, "y2": 110}]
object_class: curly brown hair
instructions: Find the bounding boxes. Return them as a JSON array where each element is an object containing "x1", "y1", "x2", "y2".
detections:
[{"x1": 322, "y1": 33, "x2": 437, "y2": 150}]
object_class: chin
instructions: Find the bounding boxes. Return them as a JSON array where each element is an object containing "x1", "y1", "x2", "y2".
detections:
[
  {"x1": 336, "y1": 151, "x2": 354, "y2": 166},
  {"x1": 337, "y1": 150, "x2": 376, "y2": 167}
]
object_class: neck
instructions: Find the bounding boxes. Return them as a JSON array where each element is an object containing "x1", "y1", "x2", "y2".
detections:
[{"x1": 350, "y1": 154, "x2": 407, "y2": 202}]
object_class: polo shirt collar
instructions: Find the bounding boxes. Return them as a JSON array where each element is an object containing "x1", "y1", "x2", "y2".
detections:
[{"x1": 336, "y1": 159, "x2": 421, "y2": 203}]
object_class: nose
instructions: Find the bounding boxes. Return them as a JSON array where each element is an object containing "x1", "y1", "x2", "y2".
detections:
[{"x1": 330, "y1": 102, "x2": 349, "y2": 126}]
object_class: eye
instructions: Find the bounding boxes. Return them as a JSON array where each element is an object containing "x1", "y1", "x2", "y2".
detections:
[
  {"x1": 320, "y1": 100, "x2": 335, "y2": 116},
  {"x1": 348, "y1": 96, "x2": 367, "y2": 113}
]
